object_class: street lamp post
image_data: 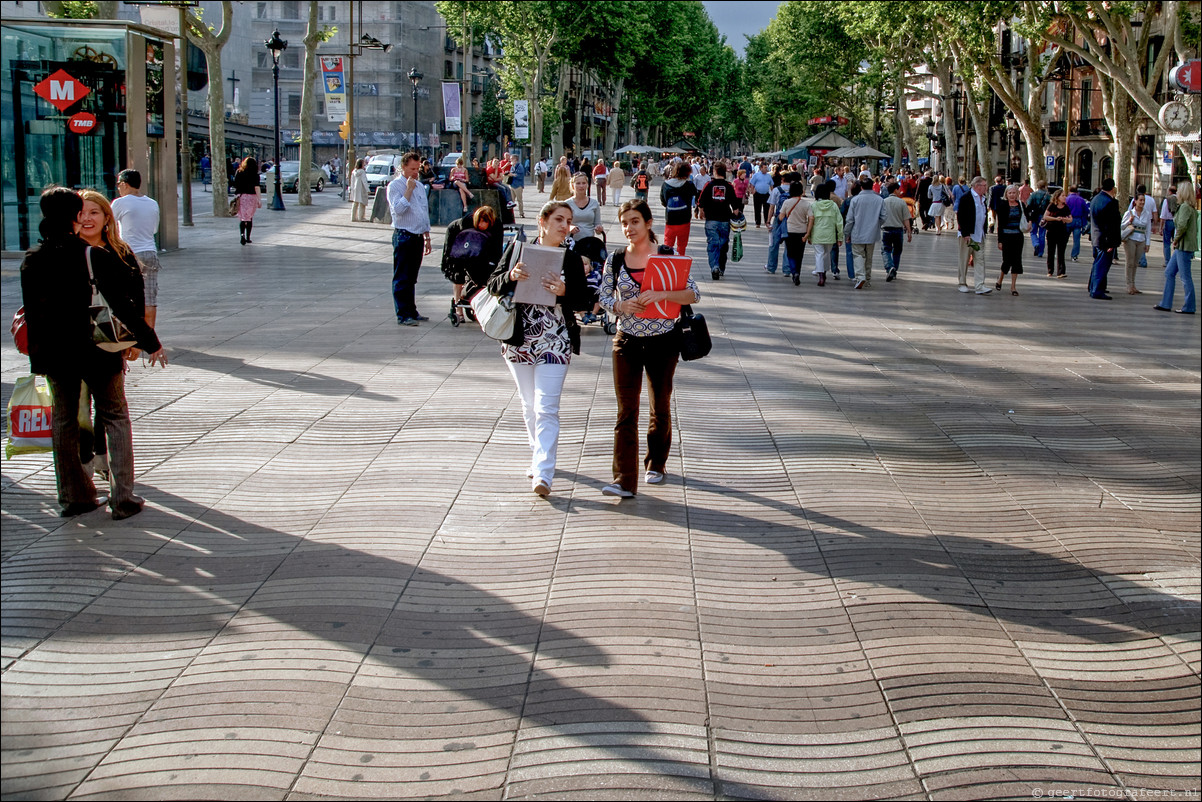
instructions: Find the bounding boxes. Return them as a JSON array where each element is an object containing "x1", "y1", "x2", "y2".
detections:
[
  {"x1": 496, "y1": 85, "x2": 507, "y2": 159},
  {"x1": 264, "y1": 29, "x2": 288, "y2": 211},
  {"x1": 925, "y1": 115, "x2": 937, "y2": 173},
  {"x1": 1005, "y1": 110, "x2": 1016, "y2": 183},
  {"x1": 408, "y1": 67, "x2": 423, "y2": 154}
]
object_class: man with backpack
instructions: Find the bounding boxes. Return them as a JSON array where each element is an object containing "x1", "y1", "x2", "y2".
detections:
[
  {"x1": 764, "y1": 172, "x2": 794, "y2": 274},
  {"x1": 1025, "y1": 180, "x2": 1051, "y2": 258},
  {"x1": 631, "y1": 161, "x2": 651, "y2": 202},
  {"x1": 696, "y1": 162, "x2": 738, "y2": 280}
]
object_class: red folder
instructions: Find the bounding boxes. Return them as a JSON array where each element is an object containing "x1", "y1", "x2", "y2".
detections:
[{"x1": 636, "y1": 255, "x2": 691, "y2": 319}]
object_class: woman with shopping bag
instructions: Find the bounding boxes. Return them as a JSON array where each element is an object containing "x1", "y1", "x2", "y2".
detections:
[{"x1": 19, "y1": 187, "x2": 166, "y2": 519}]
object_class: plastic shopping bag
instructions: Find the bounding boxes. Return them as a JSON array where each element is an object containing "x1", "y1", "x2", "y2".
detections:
[
  {"x1": 6, "y1": 374, "x2": 53, "y2": 458},
  {"x1": 732, "y1": 230, "x2": 743, "y2": 263}
]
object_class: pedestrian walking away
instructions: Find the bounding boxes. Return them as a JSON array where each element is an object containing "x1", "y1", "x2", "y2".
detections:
[
  {"x1": 593, "y1": 158, "x2": 608, "y2": 207},
  {"x1": 1088, "y1": 178, "x2": 1121, "y2": 300},
  {"x1": 1065, "y1": 186, "x2": 1090, "y2": 261},
  {"x1": 880, "y1": 181, "x2": 912, "y2": 282},
  {"x1": 845, "y1": 177, "x2": 885, "y2": 289},
  {"x1": 660, "y1": 162, "x2": 697, "y2": 255},
  {"x1": 780, "y1": 182, "x2": 811, "y2": 286},
  {"x1": 748, "y1": 163, "x2": 773, "y2": 228},
  {"x1": 232, "y1": 157, "x2": 262, "y2": 245},
  {"x1": 608, "y1": 162, "x2": 626, "y2": 207},
  {"x1": 598, "y1": 199, "x2": 701, "y2": 498},
  {"x1": 485, "y1": 201, "x2": 592, "y2": 496},
  {"x1": 1159, "y1": 185, "x2": 1179, "y2": 266},
  {"x1": 806, "y1": 183, "x2": 844, "y2": 287},
  {"x1": 1155, "y1": 181, "x2": 1197, "y2": 315},
  {"x1": 388, "y1": 152, "x2": 433, "y2": 325},
  {"x1": 1025, "y1": 180, "x2": 1051, "y2": 257}
]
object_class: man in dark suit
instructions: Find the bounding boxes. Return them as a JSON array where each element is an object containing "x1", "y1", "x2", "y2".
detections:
[
  {"x1": 1088, "y1": 178, "x2": 1121, "y2": 300},
  {"x1": 957, "y1": 176, "x2": 992, "y2": 294},
  {"x1": 988, "y1": 174, "x2": 1007, "y2": 233}
]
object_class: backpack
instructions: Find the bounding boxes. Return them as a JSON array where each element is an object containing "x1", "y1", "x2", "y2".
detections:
[
  {"x1": 444, "y1": 228, "x2": 491, "y2": 282},
  {"x1": 634, "y1": 172, "x2": 649, "y2": 192},
  {"x1": 1025, "y1": 190, "x2": 1049, "y2": 223}
]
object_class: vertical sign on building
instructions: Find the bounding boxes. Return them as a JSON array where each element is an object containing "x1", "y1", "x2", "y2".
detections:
[
  {"x1": 513, "y1": 99, "x2": 529, "y2": 141},
  {"x1": 146, "y1": 39, "x2": 165, "y2": 137},
  {"x1": 442, "y1": 81, "x2": 461, "y2": 132},
  {"x1": 321, "y1": 57, "x2": 346, "y2": 122}
]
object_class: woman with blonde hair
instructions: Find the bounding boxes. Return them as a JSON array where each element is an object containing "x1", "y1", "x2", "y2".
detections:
[
  {"x1": 1156, "y1": 181, "x2": 1197, "y2": 314},
  {"x1": 548, "y1": 156, "x2": 572, "y2": 201}
]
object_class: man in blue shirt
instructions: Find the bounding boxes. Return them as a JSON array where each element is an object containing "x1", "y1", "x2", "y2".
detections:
[
  {"x1": 507, "y1": 153, "x2": 526, "y2": 218},
  {"x1": 387, "y1": 152, "x2": 432, "y2": 326},
  {"x1": 748, "y1": 163, "x2": 774, "y2": 228},
  {"x1": 1064, "y1": 186, "x2": 1091, "y2": 261}
]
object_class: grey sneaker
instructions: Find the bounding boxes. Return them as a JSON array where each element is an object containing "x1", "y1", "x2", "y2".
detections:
[
  {"x1": 601, "y1": 483, "x2": 635, "y2": 498},
  {"x1": 645, "y1": 470, "x2": 665, "y2": 485}
]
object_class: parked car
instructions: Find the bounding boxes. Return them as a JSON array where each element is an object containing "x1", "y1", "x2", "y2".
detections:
[
  {"x1": 365, "y1": 155, "x2": 403, "y2": 194},
  {"x1": 276, "y1": 161, "x2": 324, "y2": 193}
]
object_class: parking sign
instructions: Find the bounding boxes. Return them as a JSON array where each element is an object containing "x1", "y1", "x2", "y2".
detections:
[{"x1": 1046, "y1": 156, "x2": 1055, "y2": 167}]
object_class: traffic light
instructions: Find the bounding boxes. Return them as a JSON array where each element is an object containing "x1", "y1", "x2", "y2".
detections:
[{"x1": 338, "y1": 117, "x2": 350, "y2": 141}]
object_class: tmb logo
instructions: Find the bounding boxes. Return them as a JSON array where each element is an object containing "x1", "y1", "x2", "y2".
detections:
[
  {"x1": 33, "y1": 69, "x2": 91, "y2": 112},
  {"x1": 68, "y1": 112, "x2": 98, "y2": 134}
]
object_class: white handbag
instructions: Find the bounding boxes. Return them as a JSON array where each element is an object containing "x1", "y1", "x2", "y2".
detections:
[{"x1": 470, "y1": 290, "x2": 516, "y2": 340}]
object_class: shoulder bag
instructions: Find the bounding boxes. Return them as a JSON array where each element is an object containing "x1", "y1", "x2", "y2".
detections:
[
  {"x1": 86, "y1": 246, "x2": 139, "y2": 352},
  {"x1": 470, "y1": 289, "x2": 516, "y2": 340},
  {"x1": 675, "y1": 305, "x2": 711, "y2": 362}
]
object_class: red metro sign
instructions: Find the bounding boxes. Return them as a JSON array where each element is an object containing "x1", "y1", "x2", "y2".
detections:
[
  {"x1": 68, "y1": 112, "x2": 98, "y2": 134},
  {"x1": 33, "y1": 69, "x2": 91, "y2": 112}
]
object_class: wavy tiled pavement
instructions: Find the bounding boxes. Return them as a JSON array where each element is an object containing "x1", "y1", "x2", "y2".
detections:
[{"x1": 2, "y1": 188, "x2": 1198, "y2": 801}]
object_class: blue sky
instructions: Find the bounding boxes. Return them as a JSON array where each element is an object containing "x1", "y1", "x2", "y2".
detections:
[{"x1": 702, "y1": 0, "x2": 782, "y2": 56}]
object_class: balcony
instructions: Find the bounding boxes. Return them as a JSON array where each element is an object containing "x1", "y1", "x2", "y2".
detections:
[{"x1": 1048, "y1": 118, "x2": 1108, "y2": 138}]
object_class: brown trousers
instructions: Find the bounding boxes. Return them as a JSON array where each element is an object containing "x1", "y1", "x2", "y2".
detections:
[{"x1": 612, "y1": 330, "x2": 679, "y2": 493}]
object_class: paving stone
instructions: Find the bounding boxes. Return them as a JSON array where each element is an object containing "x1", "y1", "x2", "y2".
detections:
[{"x1": 2, "y1": 185, "x2": 1198, "y2": 800}]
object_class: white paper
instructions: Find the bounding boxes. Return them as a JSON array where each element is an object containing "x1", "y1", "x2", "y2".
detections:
[{"x1": 512, "y1": 242, "x2": 563, "y2": 307}]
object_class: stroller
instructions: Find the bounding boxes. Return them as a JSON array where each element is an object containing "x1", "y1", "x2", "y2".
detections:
[
  {"x1": 448, "y1": 224, "x2": 527, "y2": 327},
  {"x1": 573, "y1": 235, "x2": 616, "y2": 336}
]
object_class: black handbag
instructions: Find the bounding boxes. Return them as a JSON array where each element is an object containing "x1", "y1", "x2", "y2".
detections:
[{"x1": 674, "y1": 305, "x2": 711, "y2": 362}]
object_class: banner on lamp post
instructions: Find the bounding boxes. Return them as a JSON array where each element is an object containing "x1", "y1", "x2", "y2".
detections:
[
  {"x1": 513, "y1": 99, "x2": 529, "y2": 140},
  {"x1": 442, "y1": 81, "x2": 461, "y2": 132},
  {"x1": 321, "y1": 57, "x2": 346, "y2": 122}
]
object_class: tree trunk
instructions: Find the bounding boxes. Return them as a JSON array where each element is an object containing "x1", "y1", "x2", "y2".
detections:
[
  {"x1": 551, "y1": 61, "x2": 569, "y2": 163},
  {"x1": 572, "y1": 66, "x2": 583, "y2": 155},
  {"x1": 185, "y1": 2, "x2": 233, "y2": 217},
  {"x1": 962, "y1": 83, "x2": 991, "y2": 180},
  {"x1": 297, "y1": 0, "x2": 320, "y2": 206},
  {"x1": 603, "y1": 77, "x2": 625, "y2": 158}
]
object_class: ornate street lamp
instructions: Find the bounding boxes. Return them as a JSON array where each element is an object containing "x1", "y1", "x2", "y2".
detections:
[
  {"x1": 264, "y1": 29, "x2": 288, "y2": 211},
  {"x1": 496, "y1": 84, "x2": 508, "y2": 159},
  {"x1": 408, "y1": 67, "x2": 423, "y2": 153}
]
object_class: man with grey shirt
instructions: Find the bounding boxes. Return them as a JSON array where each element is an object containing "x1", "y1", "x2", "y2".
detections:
[{"x1": 844, "y1": 177, "x2": 885, "y2": 289}]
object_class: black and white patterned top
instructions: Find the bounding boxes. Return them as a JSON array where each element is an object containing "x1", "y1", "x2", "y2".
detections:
[
  {"x1": 502, "y1": 237, "x2": 575, "y2": 366},
  {"x1": 599, "y1": 247, "x2": 701, "y2": 338}
]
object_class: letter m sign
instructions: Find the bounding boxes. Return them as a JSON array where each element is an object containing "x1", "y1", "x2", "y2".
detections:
[{"x1": 34, "y1": 69, "x2": 91, "y2": 112}]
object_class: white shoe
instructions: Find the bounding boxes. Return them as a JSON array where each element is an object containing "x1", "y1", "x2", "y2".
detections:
[
  {"x1": 855, "y1": 278, "x2": 866, "y2": 290},
  {"x1": 533, "y1": 479, "x2": 551, "y2": 497},
  {"x1": 958, "y1": 285, "x2": 971, "y2": 293},
  {"x1": 601, "y1": 483, "x2": 635, "y2": 498},
  {"x1": 975, "y1": 288, "x2": 992, "y2": 295},
  {"x1": 645, "y1": 470, "x2": 665, "y2": 485}
]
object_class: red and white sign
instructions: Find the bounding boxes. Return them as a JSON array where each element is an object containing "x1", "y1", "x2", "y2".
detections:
[
  {"x1": 68, "y1": 112, "x2": 97, "y2": 134},
  {"x1": 637, "y1": 256, "x2": 691, "y2": 319},
  {"x1": 33, "y1": 69, "x2": 91, "y2": 112},
  {"x1": 1170, "y1": 60, "x2": 1201, "y2": 94}
]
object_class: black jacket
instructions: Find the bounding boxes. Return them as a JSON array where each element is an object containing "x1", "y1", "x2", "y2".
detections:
[
  {"x1": 485, "y1": 240, "x2": 592, "y2": 350},
  {"x1": 440, "y1": 213, "x2": 503, "y2": 292},
  {"x1": 957, "y1": 191, "x2": 982, "y2": 239},
  {"x1": 21, "y1": 237, "x2": 160, "y2": 377}
]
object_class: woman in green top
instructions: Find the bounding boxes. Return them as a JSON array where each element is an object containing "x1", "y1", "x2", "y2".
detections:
[
  {"x1": 805, "y1": 183, "x2": 844, "y2": 287},
  {"x1": 1155, "y1": 181, "x2": 1196, "y2": 314}
]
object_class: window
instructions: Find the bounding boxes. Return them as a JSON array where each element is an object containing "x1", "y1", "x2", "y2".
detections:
[
  {"x1": 318, "y1": 5, "x2": 336, "y2": 21},
  {"x1": 317, "y1": 98, "x2": 324, "y2": 115},
  {"x1": 280, "y1": 1, "x2": 300, "y2": 20},
  {"x1": 257, "y1": 52, "x2": 269, "y2": 68},
  {"x1": 288, "y1": 94, "x2": 301, "y2": 118},
  {"x1": 257, "y1": 2, "x2": 267, "y2": 18},
  {"x1": 1080, "y1": 79, "x2": 1092, "y2": 119},
  {"x1": 444, "y1": 60, "x2": 453, "y2": 80},
  {"x1": 283, "y1": 50, "x2": 300, "y2": 69},
  {"x1": 1135, "y1": 134, "x2": 1155, "y2": 192}
]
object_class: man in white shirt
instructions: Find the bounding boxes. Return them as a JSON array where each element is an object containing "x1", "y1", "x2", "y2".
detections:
[
  {"x1": 387, "y1": 152, "x2": 432, "y2": 326},
  {"x1": 111, "y1": 169, "x2": 162, "y2": 327},
  {"x1": 956, "y1": 175, "x2": 991, "y2": 294}
]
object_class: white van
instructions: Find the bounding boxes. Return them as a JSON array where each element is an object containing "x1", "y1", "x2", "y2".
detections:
[{"x1": 364, "y1": 154, "x2": 402, "y2": 194}]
